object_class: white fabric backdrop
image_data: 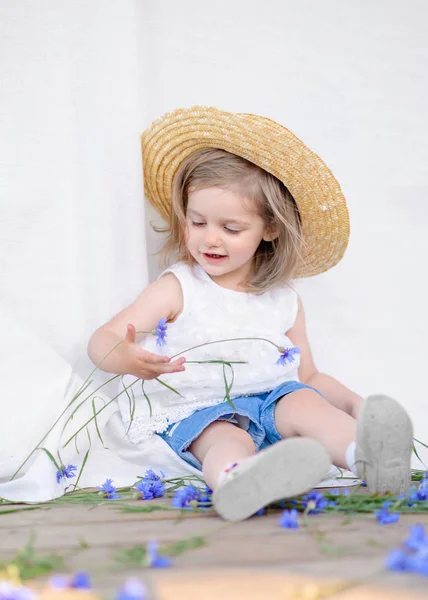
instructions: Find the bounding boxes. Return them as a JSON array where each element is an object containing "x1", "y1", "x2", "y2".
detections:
[
  {"x1": 1, "y1": 0, "x2": 148, "y2": 375},
  {"x1": 1, "y1": 0, "x2": 427, "y2": 496}
]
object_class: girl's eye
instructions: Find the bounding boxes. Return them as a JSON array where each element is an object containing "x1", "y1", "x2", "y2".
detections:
[
  {"x1": 192, "y1": 221, "x2": 205, "y2": 227},
  {"x1": 224, "y1": 227, "x2": 240, "y2": 234}
]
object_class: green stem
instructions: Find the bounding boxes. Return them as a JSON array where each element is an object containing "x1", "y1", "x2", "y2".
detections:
[
  {"x1": 62, "y1": 378, "x2": 141, "y2": 448},
  {"x1": 170, "y1": 336, "x2": 281, "y2": 359}
]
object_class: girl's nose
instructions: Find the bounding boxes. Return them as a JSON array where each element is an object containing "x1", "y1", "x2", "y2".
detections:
[{"x1": 203, "y1": 227, "x2": 221, "y2": 246}]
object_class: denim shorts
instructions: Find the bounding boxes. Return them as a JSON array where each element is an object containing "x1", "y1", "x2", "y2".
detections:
[{"x1": 158, "y1": 380, "x2": 322, "y2": 470}]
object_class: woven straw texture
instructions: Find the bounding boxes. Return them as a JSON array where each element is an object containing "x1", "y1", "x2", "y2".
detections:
[{"x1": 142, "y1": 106, "x2": 350, "y2": 277}]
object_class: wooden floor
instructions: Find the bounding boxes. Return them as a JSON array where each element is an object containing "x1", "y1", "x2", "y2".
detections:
[{"x1": 1, "y1": 493, "x2": 428, "y2": 599}]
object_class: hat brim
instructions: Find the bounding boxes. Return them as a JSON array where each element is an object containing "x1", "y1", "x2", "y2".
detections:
[{"x1": 142, "y1": 106, "x2": 349, "y2": 278}]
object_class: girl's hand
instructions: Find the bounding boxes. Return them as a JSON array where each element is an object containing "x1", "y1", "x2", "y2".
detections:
[{"x1": 121, "y1": 324, "x2": 186, "y2": 380}]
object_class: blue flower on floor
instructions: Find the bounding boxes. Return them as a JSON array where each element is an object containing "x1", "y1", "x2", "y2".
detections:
[
  {"x1": 255, "y1": 508, "x2": 265, "y2": 516},
  {"x1": 116, "y1": 579, "x2": 148, "y2": 600},
  {"x1": 386, "y1": 548, "x2": 409, "y2": 572},
  {"x1": 198, "y1": 485, "x2": 213, "y2": 508},
  {"x1": 386, "y1": 524, "x2": 428, "y2": 577},
  {"x1": 135, "y1": 479, "x2": 165, "y2": 500},
  {"x1": 375, "y1": 501, "x2": 399, "y2": 525},
  {"x1": 143, "y1": 468, "x2": 165, "y2": 481},
  {"x1": 0, "y1": 582, "x2": 36, "y2": 600},
  {"x1": 146, "y1": 541, "x2": 172, "y2": 568},
  {"x1": 98, "y1": 478, "x2": 121, "y2": 500},
  {"x1": 135, "y1": 469, "x2": 166, "y2": 500},
  {"x1": 276, "y1": 346, "x2": 300, "y2": 366},
  {"x1": 153, "y1": 318, "x2": 168, "y2": 347},
  {"x1": 49, "y1": 573, "x2": 91, "y2": 590},
  {"x1": 56, "y1": 464, "x2": 77, "y2": 484},
  {"x1": 407, "y1": 479, "x2": 428, "y2": 504},
  {"x1": 69, "y1": 572, "x2": 91, "y2": 589},
  {"x1": 279, "y1": 509, "x2": 299, "y2": 529},
  {"x1": 172, "y1": 485, "x2": 201, "y2": 509},
  {"x1": 301, "y1": 490, "x2": 330, "y2": 514},
  {"x1": 404, "y1": 524, "x2": 426, "y2": 551}
]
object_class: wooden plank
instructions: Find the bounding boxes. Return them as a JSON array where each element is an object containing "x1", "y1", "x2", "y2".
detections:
[{"x1": 1, "y1": 499, "x2": 428, "y2": 597}]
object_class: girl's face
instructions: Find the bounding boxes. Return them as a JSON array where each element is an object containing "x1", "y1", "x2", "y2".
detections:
[{"x1": 185, "y1": 187, "x2": 271, "y2": 289}]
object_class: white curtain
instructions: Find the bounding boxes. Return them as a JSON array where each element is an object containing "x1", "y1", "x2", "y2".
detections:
[{"x1": 1, "y1": 0, "x2": 148, "y2": 373}]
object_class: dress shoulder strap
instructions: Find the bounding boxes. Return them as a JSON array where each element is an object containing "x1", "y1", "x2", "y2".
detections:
[{"x1": 157, "y1": 262, "x2": 202, "y2": 308}]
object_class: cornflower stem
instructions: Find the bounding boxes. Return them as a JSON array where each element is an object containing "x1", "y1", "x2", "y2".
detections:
[
  {"x1": 169, "y1": 336, "x2": 281, "y2": 360},
  {"x1": 62, "y1": 377, "x2": 141, "y2": 448}
]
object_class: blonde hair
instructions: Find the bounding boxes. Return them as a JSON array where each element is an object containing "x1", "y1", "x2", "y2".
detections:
[{"x1": 157, "y1": 148, "x2": 304, "y2": 293}]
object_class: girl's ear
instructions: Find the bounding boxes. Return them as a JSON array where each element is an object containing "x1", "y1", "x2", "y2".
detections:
[{"x1": 262, "y1": 227, "x2": 279, "y2": 242}]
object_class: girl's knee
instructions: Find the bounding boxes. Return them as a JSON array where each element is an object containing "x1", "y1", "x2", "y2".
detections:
[
  {"x1": 190, "y1": 420, "x2": 255, "y2": 459},
  {"x1": 275, "y1": 388, "x2": 327, "y2": 433}
]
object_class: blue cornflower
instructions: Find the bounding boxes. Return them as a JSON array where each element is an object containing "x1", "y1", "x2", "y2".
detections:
[
  {"x1": 69, "y1": 572, "x2": 91, "y2": 589},
  {"x1": 135, "y1": 478, "x2": 165, "y2": 500},
  {"x1": 255, "y1": 508, "x2": 266, "y2": 516},
  {"x1": 97, "y1": 478, "x2": 121, "y2": 500},
  {"x1": 375, "y1": 501, "x2": 399, "y2": 525},
  {"x1": 404, "y1": 524, "x2": 426, "y2": 551},
  {"x1": 276, "y1": 346, "x2": 300, "y2": 366},
  {"x1": 49, "y1": 573, "x2": 91, "y2": 591},
  {"x1": 146, "y1": 541, "x2": 172, "y2": 568},
  {"x1": 386, "y1": 548, "x2": 409, "y2": 572},
  {"x1": 56, "y1": 464, "x2": 77, "y2": 484},
  {"x1": 407, "y1": 546, "x2": 428, "y2": 577},
  {"x1": 172, "y1": 485, "x2": 201, "y2": 509},
  {"x1": 135, "y1": 469, "x2": 165, "y2": 500},
  {"x1": 386, "y1": 525, "x2": 428, "y2": 577},
  {"x1": 153, "y1": 318, "x2": 168, "y2": 347},
  {"x1": 116, "y1": 579, "x2": 148, "y2": 600},
  {"x1": 279, "y1": 508, "x2": 299, "y2": 529},
  {"x1": 0, "y1": 583, "x2": 36, "y2": 600},
  {"x1": 302, "y1": 490, "x2": 329, "y2": 514},
  {"x1": 198, "y1": 485, "x2": 213, "y2": 508},
  {"x1": 408, "y1": 479, "x2": 428, "y2": 504},
  {"x1": 143, "y1": 468, "x2": 165, "y2": 481}
]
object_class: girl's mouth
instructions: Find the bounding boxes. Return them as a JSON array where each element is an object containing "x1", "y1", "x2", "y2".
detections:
[{"x1": 203, "y1": 253, "x2": 227, "y2": 263}]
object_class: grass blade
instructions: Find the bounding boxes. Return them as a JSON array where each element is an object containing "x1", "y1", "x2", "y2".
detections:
[
  {"x1": 38, "y1": 448, "x2": 61, "y2": 471},
  {"x1": 141, "y1": 380, "x2": 152, "y2": 419},
  {"x1": 155, "y1": 377, "x2": 183, "y2": 398},
  {"x1": 92, "y1": 396, "x2": 107, "y2": 449}
]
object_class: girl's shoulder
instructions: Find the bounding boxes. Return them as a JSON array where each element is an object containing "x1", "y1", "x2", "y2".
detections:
[
  {"x1": 157, "y1": 261, "x2": 204, "y2": 295},
  {"x1": 156, "y1": 262, "x2": 199, "y2": 322}
]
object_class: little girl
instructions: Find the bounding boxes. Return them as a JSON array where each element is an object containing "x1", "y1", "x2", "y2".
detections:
[{"x1": 88, "y1": 106, "x2": 414, "y2": 522}]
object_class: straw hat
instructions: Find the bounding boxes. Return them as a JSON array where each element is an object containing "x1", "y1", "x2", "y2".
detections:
[{"x1": 141, "y1": 105, "x2": 349, "y2": 277}]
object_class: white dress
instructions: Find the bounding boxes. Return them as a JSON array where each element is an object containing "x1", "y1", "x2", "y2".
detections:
[{"x1": 120, "y1": 262, "x2": 301, "y2": 444}]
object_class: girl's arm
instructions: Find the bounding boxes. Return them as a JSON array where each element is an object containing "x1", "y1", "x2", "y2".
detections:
[
  {"x1": 287, "y1": 297, "x2": 363, "y2": 419},
  {"x1": 87, "y1": 273, "x2": 183, "y2": 375}
]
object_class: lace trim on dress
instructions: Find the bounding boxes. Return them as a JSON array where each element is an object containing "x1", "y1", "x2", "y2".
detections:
[{"x1": 124, "y1": 397, "x2": 241, "y2": 444}]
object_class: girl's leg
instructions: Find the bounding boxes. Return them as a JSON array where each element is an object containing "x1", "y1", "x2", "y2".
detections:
[
  {"x1": 189, "y1": 419, "x2": 330, "y2": 521},
  {"x1": 274, "y1": 388, "x2": 356, "y2": 470},
  {"x1": 274, "y1": 389, "x2": 414, "y2": 495},
  {"x1": 189, "y1": 420, "x2": 256, "y2": 490}
]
